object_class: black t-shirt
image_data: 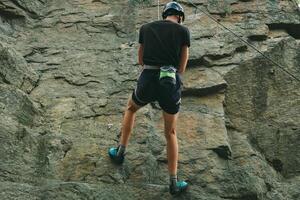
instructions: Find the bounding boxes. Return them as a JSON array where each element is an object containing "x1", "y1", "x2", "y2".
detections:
[{"x1": 139, "y1": 20, "x2": 190, "y2": 68}]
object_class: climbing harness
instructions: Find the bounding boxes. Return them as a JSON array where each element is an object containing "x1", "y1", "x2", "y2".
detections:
[{"x1": 186, "y1": 0, "x2": 300, "y2": 82}]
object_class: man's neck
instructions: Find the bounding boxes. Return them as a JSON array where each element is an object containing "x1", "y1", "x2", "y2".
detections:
[{"x1": 165, "y1": 16, "x2": 179, "y2": 24}]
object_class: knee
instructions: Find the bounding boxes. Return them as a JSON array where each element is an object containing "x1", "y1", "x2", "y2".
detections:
[
  {"x1": 126, "y1": 100, "x2": 139, "y2": 113},
  {"x1": 165, "y1": 128, "x2": 176, "y2": 140}
]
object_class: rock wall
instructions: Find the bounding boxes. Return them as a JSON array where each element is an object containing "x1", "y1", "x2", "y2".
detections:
[{"x1": 0, "y1": 0, "x2": 299, "y2": 199}]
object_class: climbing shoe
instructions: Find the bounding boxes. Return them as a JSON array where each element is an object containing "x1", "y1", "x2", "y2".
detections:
[
  {"x1": 169, "y1": 181, "x2": 188, "y2": 195},
  {"x1": 108, "y1": 147, "x2": 125, "y2": 164}
]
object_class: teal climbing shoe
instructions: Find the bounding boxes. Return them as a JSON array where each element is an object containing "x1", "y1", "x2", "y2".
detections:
[
  {"x1": 169, "y1": 181, "x2": 188, "y2": 195},
  {"x1": 108, "y1": 147, "x2": 124, "y2": 164}
]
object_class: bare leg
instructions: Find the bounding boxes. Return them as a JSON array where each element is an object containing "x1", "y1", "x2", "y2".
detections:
[
  {"x1": 119, "y1": 98, "x2": 141, "y2": 147},
  {"x1": 163, "y1": 111, "x2": 179, "y2": 176}
]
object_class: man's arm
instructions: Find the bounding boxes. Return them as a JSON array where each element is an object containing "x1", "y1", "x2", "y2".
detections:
[
  {"x1": 178, "y1": 45, "x2": 189, "y2": 74},
  {"x1": 138, "y1": 44, "x2": 144, "y2": 66}
]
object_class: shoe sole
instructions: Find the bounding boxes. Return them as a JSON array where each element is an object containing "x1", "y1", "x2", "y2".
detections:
[{"x1": 170, "y1": 185, "x2": 189, "y2": 196}]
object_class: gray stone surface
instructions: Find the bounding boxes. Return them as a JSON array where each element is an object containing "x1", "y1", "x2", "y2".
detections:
[
  {"x1": 0, "y1": 42, "x2": 39, "y2": 93},
  {"x1": 0, "y1": 84, "x2": 40, "y2": 126},
  {"x1": 224, "y1": 39, "x2": 300, "y2": 179},
  {"x1": 0, "y1": 0, "x2": 299, "y2": 199}
]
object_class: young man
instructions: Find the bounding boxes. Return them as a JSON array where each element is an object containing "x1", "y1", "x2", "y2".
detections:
[{"x1": 108, "y1": 1, "x2": 190, "y2": 195}]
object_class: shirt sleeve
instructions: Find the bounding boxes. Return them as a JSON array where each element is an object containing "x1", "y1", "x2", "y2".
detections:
[
  {"x1": 182, "y1": 28, "x2": 191, "y2": 47},
  {"x1": 138, "y1": 25, "x2": 144, "y2": 44}
]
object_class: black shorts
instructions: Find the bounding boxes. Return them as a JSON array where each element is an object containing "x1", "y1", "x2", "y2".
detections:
[{"x1": 132, "y1": 69, "x2": 182, "y2": 114}]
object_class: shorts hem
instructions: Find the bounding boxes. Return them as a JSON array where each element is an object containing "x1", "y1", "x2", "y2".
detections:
[
  {"x1": 159, "y1": 103, "x2": 180, "y2": 115},
  {"x1": 131, "y1": 92, "x2": 148, "y2": 107}
]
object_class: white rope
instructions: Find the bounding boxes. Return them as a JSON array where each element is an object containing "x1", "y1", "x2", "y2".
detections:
[
  {"x1": 187, "y1": 0, "x2": 300, "y2": 82},
  {"x1": 157, "y1": 0, "x2": 160, "y2": 20}
]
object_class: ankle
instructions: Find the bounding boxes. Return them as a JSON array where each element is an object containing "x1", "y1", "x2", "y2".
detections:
[
  {"x1": 170, "y1": 174, "x2": 177, "y2": 186},
  {"x1": 117, "y1": 144, "x2": 126, "y2": 156}
]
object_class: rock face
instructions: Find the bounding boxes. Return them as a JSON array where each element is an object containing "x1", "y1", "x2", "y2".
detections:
[
  {"x1": 0, "y1": 0, "x2": 299, "y2": 199},
  {"x1": 0, "y1": 42, "x2": 39, "y2": 92}
]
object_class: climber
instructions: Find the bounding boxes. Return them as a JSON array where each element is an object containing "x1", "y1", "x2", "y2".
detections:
[{"x1": 108, "y1": 1, "x2": 190, "y2": 196}]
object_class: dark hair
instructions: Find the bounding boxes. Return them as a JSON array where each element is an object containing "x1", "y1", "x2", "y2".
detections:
[{"x1": 164, "y1": 9, "x2": 182, "y2": 18}]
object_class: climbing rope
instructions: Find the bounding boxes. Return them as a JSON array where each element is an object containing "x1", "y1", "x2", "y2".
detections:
[
  {"x1": 186, "y1": 0, "x2": 300, "y2": 82},
  {"x1": 158, "y1": 0, "x2": 160, "y2": 20}
]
